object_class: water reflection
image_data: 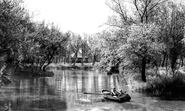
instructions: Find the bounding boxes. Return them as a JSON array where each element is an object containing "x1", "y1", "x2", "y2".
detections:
[
  {"x1": 0, "y1": 76, "x2": 67, "y2": 111},
  {"x1": 47, "y1": 70, "x2": 125, "y2": 108},
  {"x1": 0, "y1": 70, "x2": 185, "y2": 111},
  {"x1": 0, "y1": 70, "x2": 123, "y2": 111}
]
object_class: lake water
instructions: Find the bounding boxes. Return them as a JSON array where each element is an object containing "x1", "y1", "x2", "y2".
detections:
[{"x1": 0, "y1": 69, "x2": 185, "y2": 111}]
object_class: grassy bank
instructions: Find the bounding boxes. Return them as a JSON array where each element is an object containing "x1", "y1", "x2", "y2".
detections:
[
  {"x1": 125, "y1": 68, "x2": 185, "y2": 100},
  {"x1": 145, "y1": 73, "x2": 185, "y2": 99}
]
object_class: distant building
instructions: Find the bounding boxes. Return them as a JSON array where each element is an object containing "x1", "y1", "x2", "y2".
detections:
[{"x1": 71, "y1": 51, "x2": 89, "y2": 63}]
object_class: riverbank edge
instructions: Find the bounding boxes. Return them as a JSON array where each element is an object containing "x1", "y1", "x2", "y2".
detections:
[
  {"x1": 124, "y1": 69, "x2": 185, "y2": 100},
  {"x1": 14, "y1": 70, "x2": 54, "y2": 77},
  {"x1": 48, "y1": 63, "x2": 96, "y2": 70},
  {"x1": 3, "y1": 63, "x2": 55, "y2": 78},
  {"x1": 11, "y1": 63, "x2": 96, "y2": 78}
]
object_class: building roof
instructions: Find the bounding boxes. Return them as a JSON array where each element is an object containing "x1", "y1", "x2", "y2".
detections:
[{"x1": 71, "y1": 49, "x2": 88, "y2": 58}]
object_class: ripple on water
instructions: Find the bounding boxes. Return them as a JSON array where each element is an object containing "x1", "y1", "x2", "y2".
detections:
[{"x1": 1, "y1": 70, "x2": 185, "y2": 111}]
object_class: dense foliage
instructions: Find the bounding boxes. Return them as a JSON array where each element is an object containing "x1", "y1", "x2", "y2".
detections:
[
  {"x1": 0, "y1": 0, "x2": 70, "y2": 72},
  {"x1": 1, "y1": 0, "x2": 185, "y2": 97},
  {"x1": 94, "y1": 0, "x2": 185, "y2": 84}
]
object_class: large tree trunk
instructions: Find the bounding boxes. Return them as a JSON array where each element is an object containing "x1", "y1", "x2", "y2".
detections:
[
  {"x1": 42, "y1": 62, "x2": 50, "y2": 72},
  {"x1": 170, "y1": 48, "x2": 178, "y2": 74},
  {"x1": 42, "y1": 58, "x2": 52, "y2": 72},
  {"x1": 39, "y1": 60, "x2": 45, "y2": 71},
  {"x1": 181, "y1": 55, "x2": 184, "y2": 67},
  {"x1": 42, "y1": 52, "x2": 55, "y2": 72},
  {"x1": 73, "y1": 50, "x2": 78, "y2": 66},
  {"x1": 161, "y1": 52, "x2": 166, "y2": 67},
  {"x1": 6, "y1": 49, "x2": 13, "y2": 64},
  {"x1": 92, "y1": 53, "x2": 96, "y2": 66},
  {"x1": 141, "y1": 57, "x2": 146, "y2": 82}
]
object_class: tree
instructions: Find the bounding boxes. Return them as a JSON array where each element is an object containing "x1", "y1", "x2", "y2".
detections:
[
  {"x1": 87, "y1": 33, "x2": 103, "y2": 66},
  {"x1": 105, "y1": 0, "x2": 165, "y2": 81},
  {"x1": 133, "y1": 0, "x2": 165, "y2": 23},
  {"x1": 0, "y1": 0, "x2": 31, "y2": 63},
  {"x1": 68, "y1": 32, "x2": 82, "y2": 66},
  {"x1": 157, "y1": 2, "x2": 185, "y2": 72},
  {"x1": 80, "y1": 36, "x2": 90, "y2": 66},
  {"x1": 124, "y1": 23, "x2": 162, "y2": 82},
  {"x1": 32, "y1": 22, "x2": 69, "y2": 71}
]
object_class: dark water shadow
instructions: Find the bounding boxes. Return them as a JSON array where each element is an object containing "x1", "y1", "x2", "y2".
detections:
[
  {"x1": 0, "y1": 98, "x2": 67, "y2": 111},
  {"x1": 0, "y1": 77, "x2": 67, "y2": 111}
]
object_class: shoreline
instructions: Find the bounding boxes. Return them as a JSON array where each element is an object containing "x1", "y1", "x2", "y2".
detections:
[{"x1": 48, "y1": 63, "x2": 95, "y2": 70}]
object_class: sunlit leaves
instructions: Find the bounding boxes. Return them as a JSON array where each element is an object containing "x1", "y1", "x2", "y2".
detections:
[
  {"x1": 128, "y1": 23, "x2": 162, "y2": 53},
  {"x1": 116, "y1": 23, "x2": 164, "y2": 74}
]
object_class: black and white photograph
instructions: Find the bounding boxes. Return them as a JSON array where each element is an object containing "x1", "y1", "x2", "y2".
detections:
[{"x1": 0, "y1": 0, "x2": 185, "y2": 110}]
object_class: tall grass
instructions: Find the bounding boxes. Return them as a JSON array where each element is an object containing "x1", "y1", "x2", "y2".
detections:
[
  {"x1": 126, "y1": 69, "x2": 185, "y2": 99},
  {"x1": 145, "y1": 71, "x2": 185, "y2": 98},
  {"x1": 140, "y1": 70, "x2": 185, "y2": 100}
]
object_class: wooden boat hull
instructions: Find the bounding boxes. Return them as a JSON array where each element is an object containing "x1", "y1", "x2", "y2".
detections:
[{"x1": 104, "y1": 94, "x2": 131, "y2": 103}]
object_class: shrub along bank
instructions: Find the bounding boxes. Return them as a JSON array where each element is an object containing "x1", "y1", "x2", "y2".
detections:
[{"x1": 126, "y1": 69, "x2": 185, "y2": 100}]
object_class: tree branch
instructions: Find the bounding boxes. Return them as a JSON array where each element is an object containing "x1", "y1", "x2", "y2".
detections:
[
  {"x1": 134, "y1": 0, "x2": 142, "y2": 18},
  {"x1": 106, "y1": 0, "x2": 129, "y2": 23}
]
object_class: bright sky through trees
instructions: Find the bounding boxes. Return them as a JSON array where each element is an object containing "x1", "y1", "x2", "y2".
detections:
[{"x1": 23, "y1": 0, "x2": 111, "y2": 34}]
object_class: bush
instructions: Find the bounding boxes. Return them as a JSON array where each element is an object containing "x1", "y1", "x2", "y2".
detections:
[
  {"x1": 126, "y1": 69, "x2": 185, "y2": 99},
  {"x1": 144, "y1": 71, "x2": 185, "y2": 98},
  {"x1": 97, "y1": 55, "x2": 120, "y2": 73}
]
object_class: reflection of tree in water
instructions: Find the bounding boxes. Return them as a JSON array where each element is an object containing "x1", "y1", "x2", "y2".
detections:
[
  {"x1": 0, "y1": 77, "x2": 67, "y2": 111},
  {"x1": 0, "y1": 70, "x2": 130, "y2": 110},
  {"x1": 81, "y1": 71, "x2": 87, "y2": 93}
]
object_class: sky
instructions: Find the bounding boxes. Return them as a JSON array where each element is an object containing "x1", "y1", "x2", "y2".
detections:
[{"x1": 23, "y1": 0, "x2": 112, "y2": 35}]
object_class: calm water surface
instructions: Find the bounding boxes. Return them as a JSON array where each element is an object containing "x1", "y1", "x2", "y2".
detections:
[{"x1": 0, "y1": 70, "x2": 185, "y2": 111}]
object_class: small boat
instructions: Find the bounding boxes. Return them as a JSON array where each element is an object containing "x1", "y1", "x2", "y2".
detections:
[
  {"x1": 102, "y1": 90, "x2": 131, "y2": 103},
  {"x1": 103, "y1": 94, "x2": 131, "y2": 102}
]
